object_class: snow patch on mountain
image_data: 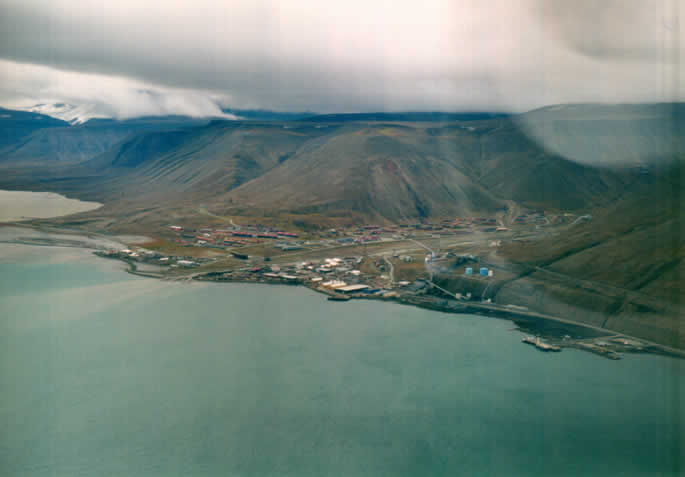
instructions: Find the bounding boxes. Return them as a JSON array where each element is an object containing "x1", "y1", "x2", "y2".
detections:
[
  {"x1": 25, "y1": 103, "x2": 110, "y2": 125},
  {"x1": 21, "y1": 102, "x2": 238, "y2": 125}
]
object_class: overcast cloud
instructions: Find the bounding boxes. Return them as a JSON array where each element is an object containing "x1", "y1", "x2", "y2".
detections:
[{"x1": 0, "y1": 0, "x2": 682, "y2": 119}]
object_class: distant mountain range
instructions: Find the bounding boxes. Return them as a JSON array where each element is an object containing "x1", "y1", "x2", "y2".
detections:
[
  {"x1": 0, "y1": 108, "x2": 629, "y2": 219},
  {"x1": 10, "y1": 103, "x2": 509, "y2": 124},
  {"x1": 0, "y1": 108, "x2": 213, "y2": 162},
  {"x1": 298, "y1": 112, "x2": 509, "y2": 122},
  {"x1": 20, "y1": 102, "x2": 234, "y2": 125},
  {"x1": 1, "y1": 103, "x2": 680, "y2": 218}
]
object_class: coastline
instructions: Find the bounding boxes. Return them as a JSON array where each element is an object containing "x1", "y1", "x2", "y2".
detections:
[
  {"x1": 112, "y1": 251, "x2": 684, "y2": 361},
  {"x1": 189, "y1": 271, "x2": 685, "y2": 360},
  {"x1": 2, "y1": 222, "x2": 683, "y2": 361},
  {"x1": 0, "y1": 189, "x2": 102, "y2": 222}
]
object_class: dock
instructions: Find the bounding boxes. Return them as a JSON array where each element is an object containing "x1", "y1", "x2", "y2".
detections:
[
  {"x1": 327, "y1": 294, "x2": 351, "y2": 301},
  {"x1": 522, "y1": 336, "x2": 561, "y2": 352}
]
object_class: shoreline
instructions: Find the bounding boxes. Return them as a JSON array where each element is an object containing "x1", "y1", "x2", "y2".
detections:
[
  {"x1": 0, "y1": 189, "x2": 102, "y2": 222},
  {"x1": 156, "y1": 261, "x2": 685, "y2": 361},
  {"x1": 2, "y1": 223, "x2": 683, "y2": 361}
]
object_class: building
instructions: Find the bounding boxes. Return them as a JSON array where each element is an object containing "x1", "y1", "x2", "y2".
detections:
[
  {"x1": 337, "y1": 284, "x2": 370, "y2": 293},
  {"x1": 322, "y1": 280, "x2": 347, "y2": 289}
]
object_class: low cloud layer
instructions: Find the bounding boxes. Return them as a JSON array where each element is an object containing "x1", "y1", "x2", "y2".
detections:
[
  {"x1": 0, "y1": 0, "x2": 683, "y2": 119},
  {"x1": 0, "y1": 60, "x2": 233, "y2": 120}
]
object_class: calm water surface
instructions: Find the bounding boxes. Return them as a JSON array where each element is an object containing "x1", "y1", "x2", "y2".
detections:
[
  {"x1": 0, "y1": 189, "x2": 101, "y2": 221},
  {"x1": 0, "y1": 245, "x2": 683, "y2": 476}
]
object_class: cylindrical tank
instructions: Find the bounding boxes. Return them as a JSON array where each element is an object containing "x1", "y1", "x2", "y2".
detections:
[
  {"x1": 488, "y1": 270, "x2": 494, "y2": 277},
  {"x1": 480, "y1": 267, "x2": 488, "y2": 276},
  {"x1": 465, "y1": 267, "x2": 473, "y2": 275}
]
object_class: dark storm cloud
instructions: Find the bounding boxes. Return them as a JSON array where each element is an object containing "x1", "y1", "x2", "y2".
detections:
[{"x1": 0, "y1": 0, "x2": 683, "y2": 118}]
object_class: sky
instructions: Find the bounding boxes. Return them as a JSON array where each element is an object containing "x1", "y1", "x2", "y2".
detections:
[{"x1": 0, "y1": 0, "x2": 683, "y2": 119}]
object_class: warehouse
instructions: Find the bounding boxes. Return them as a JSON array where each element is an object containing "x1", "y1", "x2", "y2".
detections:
[{"x1": 337, "y1": 284, "x2": 370, "y2": 294}]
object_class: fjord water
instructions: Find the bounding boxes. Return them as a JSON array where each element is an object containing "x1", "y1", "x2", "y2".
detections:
[
  {"x1": 0, "y1": 190, "x2": 101, "y2": 222},
  {"x1": 1, "y1": 246, "x2": 683, "y2": 477}
]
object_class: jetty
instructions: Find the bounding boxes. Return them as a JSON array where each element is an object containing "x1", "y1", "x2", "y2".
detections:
[{"x1": 523, "y1": 336, "x2": 561, "y2": 352}]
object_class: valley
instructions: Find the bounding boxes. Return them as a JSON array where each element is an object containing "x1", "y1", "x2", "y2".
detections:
[{"x1": 0, "y1": 103, "x2": 682, "y2": 351}]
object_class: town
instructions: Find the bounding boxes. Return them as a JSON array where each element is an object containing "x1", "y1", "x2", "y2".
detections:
[{"x1": 93, "y1": 210, "x2": 663, "y2": 360}]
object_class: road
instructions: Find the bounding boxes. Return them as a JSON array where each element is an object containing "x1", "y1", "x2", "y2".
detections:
[
  {"x1": 501, "y1": 200, "x2": 520, "y2": 227},
  {"x1": 570, "y1": 214, "x2": 591, "y2": 226},
  {"x1": 383, "y1": 256, "x2": 395, "y2": 284},
  {"x1": 532, "y1": 265, "x2": 676, "y2": 311}
]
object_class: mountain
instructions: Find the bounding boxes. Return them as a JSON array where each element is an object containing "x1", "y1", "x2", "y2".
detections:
[
  {"x1": 0, "y1": 107, "x2": 70, "y2": 149},
  {"x1": 38, "y1": 117, "x2": 619, "y2": 223},
  {"x1": 222, "y1": 109, "x2": 314, "y2": 121},
  {"x1": 495, "y1": 159, "x2": 683, "y2": 347},
  {"x1": 216, "y1": 117, "x2": 624, "y2": 219},
  {"x1": 0, "y1": 103, "x2": 678, "y2": 224},
  {"x1": 219, "y1": 122, "x2": 509, "y2": 219},
  {"x1": 301, "y1": 112, "x2": 509, "y2": 122},
  {"x1": 23, "y1": 103, "x2": 109, "y2": 125},
  {"x1": 25, "y1": 102, "x2": 234, "y2": 125},
  {"x1": 71, "y1": 121, "x2": 331, "y2": 200},
  {"x1": 515, "y1": 103, "x2": 685, "y2": 166},
  {"x1": 219, "y1": 110, "x2": 508, "y2": 122},
  {"x1": 0, "y1": 123, "x2": 139, "y2": 163},
  {"x1": 0, "y1": 112, "x2": 216, "y2": 163}
]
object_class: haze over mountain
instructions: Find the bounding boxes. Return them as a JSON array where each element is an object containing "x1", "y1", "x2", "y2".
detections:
[{"x1": 516, "y1": 103, "x2": 685, "y2": 166}]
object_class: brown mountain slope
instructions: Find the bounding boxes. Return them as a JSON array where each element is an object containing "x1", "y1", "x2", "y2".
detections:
[
  {"x1": 497, "y1": 160, "x2": 684, "y2": 347},
  {"x1": 1, "y1": 106, "x2": 657, "y2": 225},
  {"x1": 217, "y1": 125, "x2": 501, "y2": 220},
  {"x1": 63, "y1": 121, "x2": 333, "y2": 202},
  {"x1": 215, "y1": 121, "x2": 618, "y2": 220}
]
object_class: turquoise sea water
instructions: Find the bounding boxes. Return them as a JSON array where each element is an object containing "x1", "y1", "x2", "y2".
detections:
[{"x1": 0, "y1": 245, "x2": 683, "y2": 476}]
